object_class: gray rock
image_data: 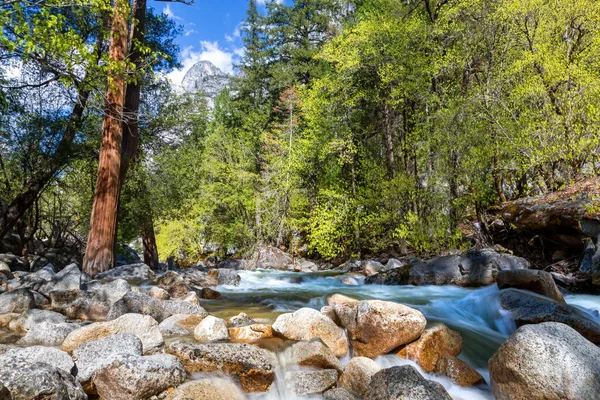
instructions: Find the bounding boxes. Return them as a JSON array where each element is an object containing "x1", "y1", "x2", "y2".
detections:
[
  {"x1": 339, "y1": 357, "x2": 381, "y2": 396},
  {"x1": 208, "y1": 268, "x2": 240, "y2": 286},
  {"x1": 324, "y1": 388, "x2": 361, "y2": 400},
  {"x1": 0, "y1": 345, "x2": 74, "y2": 374},
  {"x1": 245, "y1": 245, "x2": 294, "y2": 270},
  {"x1": 365, "y1": 365, "x2": 451, "y2": 400},
  {"x1": 285, "y1": 369, "x2": 338, "y2": 396},
  {"x1": 0, "y1": 260, "x2": 12, "y2": 278},
  {"x1": 18, "y1": 320, "x2": 81, "y2": 346},
  {"x1": 166, "y1": 341, "x2": 276, "y2": 392},
  {"x1": 0, "y1": 254, "x2": 27, "y2": 272},
  {"x1": 293, "y1": 260, "x2": 318, "y2": 272},
  {"x1": 95, "y1": 263, "x2": 156, "y2": 281},
  {"x1": 497, "y1": 269, "x2": 564, "y2": 302},
  {"x1": 214, "y1": 259, "x2": 246, "y2": 270},
  {"x1": 0, "y1": 357, "x2": 86, "y2": 400},
  {"x1": 107, "y1": 291, "x2": 208, "y2": 322},
  {"x1": 362, "y1": 260, "x2": 384, "y2": 276},
  {"x1": 73, "y1": 333, "x2": 144, "y2": 389},
  {"x1": 164, "y1": 378, "x2": 247, "y2": 400},
  {"x1": 36, "y1": 263, "x2": 89, "y2": 296},
  {"x1": 489, "y1": 322, "x2": 600, "y2": 400},
  {"x1": 158, "y1": 314, "x2": 205, "y2": 336},
  {"x1": 384, "y1": 258, "x2": 406, "y2": 271},
  {"x1": 92, "y1": 353, "x2": 186, "y2": 400},
  {"x1": 83, "y1": 278, "x2": 131, "y2": 304},
  {"x1": 228, "y1": 312, "x2": 254, "y2": 327},
  {"x1": 9, "y1": 308, "x2": 66, "y2": 332},
  {"x1": 0, "y1": 288, "x2": 35, "y2": 313},
  {"x1": 178, "y1": 268, "x2": 216, "y2": 287},
  {"x1": 181, "y1": 60, "x2": 231, "y2": 108},
  {"x1": 499, "y1": 289, "x2": 600, "y2": 344},
  {"x1": 193, "y1": 315, "x2": 229, "y2": 342}
]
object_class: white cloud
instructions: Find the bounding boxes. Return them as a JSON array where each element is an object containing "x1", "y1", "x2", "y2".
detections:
[
  {"x1": 184, "y1": 29, "x2": 197, "y2": 37},
  {"x1": 163, "y1": 4, "x2": 182, "y2": 20},
  {"x1": 167, "y1": 41, "x2": 241, "y2": 84}
]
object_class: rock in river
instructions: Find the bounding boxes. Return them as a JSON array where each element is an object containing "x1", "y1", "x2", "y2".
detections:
[{"x1": 365, "y1": 365, "x2": 451, "y2": 400}]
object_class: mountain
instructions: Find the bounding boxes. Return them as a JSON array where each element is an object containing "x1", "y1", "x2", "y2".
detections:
[{"x1": 180, "y1": 60, "x2": 231, "y2": 107}]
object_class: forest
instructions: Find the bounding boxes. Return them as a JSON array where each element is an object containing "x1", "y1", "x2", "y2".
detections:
[{"x1": 1, "y1": 0, "x2": 600, "y2": 268}]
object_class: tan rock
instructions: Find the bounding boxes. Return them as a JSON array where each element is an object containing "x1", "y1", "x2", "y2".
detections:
[
  {"x1": 289, "y1": 338, "x2": 342, "y2": 372},
  {"x1": 497, "y1": 269, "x2": 564, "y2": 302},
  {"x1": 149, "y1": 286, "x2": 170, "y2": 300},
  {"x1": 158, "y1": 314, "x2": 204, "y2": 336},
  {"x1": 0, "y1": 313, "x2": 19, "y2": 328},
  {"x1": 165, "y1": 379, "x2": 247, "y2": 400},
  {"x1": 396, "y1": 323, "x2": 462, "y2": 372},
  {"x1": 434, "y1": 354, "x2": 484, "y2": 387},
  {"x1": 272, "y1": 307, "x2": 348, "y2": 357},
  {"x1": 193, "y1": 315, "x2": 229, "y2": 342},
  {"x1": 339, "y1": 356, "x2": 381, "y2": 396},
  {"x1": 229, "y1": 324, "x2": 273, "y2": 342},
  {"x1": 344, "y1": 300, "x2": 426, "y2": 358},
  {"x1": 320, "y1": 306, "x2": 340, "y2": 325},
  {"x1": 62, "y1": 313, "x2": 164, "y2": 354}
]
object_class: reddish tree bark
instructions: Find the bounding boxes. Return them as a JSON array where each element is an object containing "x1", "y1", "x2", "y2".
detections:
[
  {"x1": 141, "y1": 208, "x2": 159, "y2": 270},
  {"x1": 83, "y1": 0, "x2": 129, "y2": 276}
]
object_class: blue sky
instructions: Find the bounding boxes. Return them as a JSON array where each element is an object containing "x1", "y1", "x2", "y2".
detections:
[{"x1": 159, "y1": 0, "x2": 286, "y2": 83}]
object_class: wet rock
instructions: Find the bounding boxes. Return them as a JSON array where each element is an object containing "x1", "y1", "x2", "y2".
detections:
[
  {"x1": 107, "y1": 291, "x2": 208, "y2": 322},
  {"x1": 62, "y1": 313, "x2": 164, "y2": 354},
  {"x1": 36, "y1": 264, "x2": 89, "y2": 296},
  {"x1": 324, "y1": 387, "x2": 360, "y2": 400},
  {"x1": 0, "y1": 345, "x2": 74, "y2": 374},
  {"x1": 73, "y1": 333, "x2": 143, "y2": 391},
  {"x1": 434, "y1": 354, "x2": 484, "y2": 387},
  {"x1": 365, "y1": 365, "x2": 452, "y2": 400},
  {"x1": 339, "y1": 356, "x2": 381, "y2": 396},
  {"x1": 193, "y1": 315, "x2": 229, "y2": 342},
  {"x1": 499, "y1": 289, "x2": 600, "y2": 344},
  {"x1": 0, "y1": 288, "x2": 35, "y2": 313},
  {"x1": 159, "y1": 314, "x2": 204, "y2": 336},
  {"x1": 338, "y1": 299, "x2": 426, "y2": 358},
  {"x1": 362, "y1": 260, "x2": 384, "y2": 276},
  {"x1": 178, "y1": 268, "x2": 216, "y2": 287},
  {"x1": 165, "y1": 378, "x2": 247, "y2": 400},
  {"x1": 149, "y1": 286, "x2": 170, "y2": 300},
  {"x1": 207, "y1": 268, "x2": 240, "y2": 286},
  {"x1": 272, "y1": 307, "x2": 348, "y2": 357},
  {"x1": 199, "y1": 287, "x2": 221, "y2": 299},
  {"x1": 229, "y1": 323, "x2": 274, "y2": 343},
  {"x1": 489, "y1": 322, "x2": 600, "y2": 400},
  {"x1": 92, "y1": 353, "x2": 186, "y2": 400},
  {"x1": 285, "y1": 369, "x2": 338, "y2": 396},
  {"x1": 384, "y1": 258, "x2": 406, "y2": 270},
  {"x1": 228, "y1": 312, "x2": 253, "y2": 327},
  {"x1": 367, "y1": 249, "x2": 529, "y2": 286},
  {"x1": 288, "y1": 338, "x2": 342, "y2": 371},
  {"x1": 340, "y1": 277, "x2": 358, "y2": 285},
  {"x1": 396, "y1": 323, "x2": 462, "y2": 372},
  {"x1": 497, "y1": 269, "x2": 564, "y2": 302},
  {"x1": 49, "y1": 289, "x2": 112, "y2": 321},
  {"x1": 167, "y1": 341, "x2": 276, "y2": 392},
  {"x1": 0, "y1": 357, "x2": 86, "y2": 400},
  {"x1": 96, "y1": 263, "x2": 156, "y2": 281}
]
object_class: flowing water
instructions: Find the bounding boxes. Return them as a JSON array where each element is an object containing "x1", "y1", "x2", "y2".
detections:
[{"x1": 202, "y1": 269, "x2": 600, "y2": 400}]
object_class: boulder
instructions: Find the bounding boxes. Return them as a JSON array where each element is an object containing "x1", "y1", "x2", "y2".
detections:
[
  {"x1": 214, "y1": 258, "x2": 246, "y2": 270},
  {"x1": 324, "y1": 388, "x2": 361, "y2": 400},
  {"x1": 62, "y1": 313, "x2": 164, "y2": 354},
  {"x1": 339, "y1": 356, "x2": 381, "y2": 396},
  {"x1": 73, "y1": 333, "x2": 143, "y2": 391},
  {"x1": 49, "y1": 289, "x2": 112, "y2": 321},
  {"x1": 208, "y1": 268, "x2": 240, "y2": 286},
  {"x1": 366, "y1": 249, "x2": 529, "y2": 286},
  {"x1": 92, "y1": 353, "x2": 186, "y2": 400},
  {"x1": 165, "y1": 378, "x2": 247, "y2": 400},
  {"x1": 362, "y1": 260, "x2": 384, "y2": 276},
  {"x1": 155, "y1": 271, "x2": 184, "y2": 287},
  {"x1": 285, "y1": 369, "x2": 338, "y2": 396},
  {"x1": 340, "y1": 277, "x2": 359, "y2": 285},
  {"x1": 489, "y1": 322, "x2": 600, "y2": 400},
  {"x1": 228, "y1": 312, "x2": 254, "y2": 327},
  {"x1": 288, "y1": 338, "x2": 342, "y2": 372},
  {"x1": 167, "y1": 341, "x2": 276, "y2": 392},
  {"x1": 337, "y1": 300, "x2": 426, "y2": 358},
  {"x1": 396, "y1": 323, "x2": 462, "y2": 372},
  {"x1": 384, "y1": 258, "x2": 406, "y2": 270},
  {"x1": 434, "y1": 354, "x2": 484, "y2": 387},
  {"x1": 293, "y1": 260, "x2": 318, "y2": 272},
  {"x1": 17, "y1": 320, "x2": 81, "y2": 346},
  {"x1": 272, "y1": 307, "x2": 348, "y2": 357},
  {"x1": 0, "y1": 288, "x2": 35, "y2": 313},
  {"x1": 82, "y1": 278, "x2": 131, "y2": 304},
  {"x1": 0, "y1": 313, "x2": 19, "y2": 328},
  {"x1": 149, "y1": 285, "x2": 170, "y2": 300},
  {"x1": 193, "y1": 315, "x2": 229, "y2": 342},
  {"x1": 0, "y1": 260, "x2": 12, "y2": 278},
  {"x1": 199, "y1": 287, "x2": 221, "y2": 299},
  {"x1": 107, "y1": 291, "x2": 208, "y2": 322},
  {"x1": 0, "y1": 357, "x2": 86, "y2": 400},
  {"x1": 499, "y1": 289, "x2": 600, "y2": 344},
  {"x1": 178, "y1": 268, "x2": 217, "y2": 287},
  {"x1": 95, "y1": 263, "x2": 156, "y2": 281},
  {"x1": 0, "y1": 253, "x2": 27, "y2": 272},
  {"x1": 365, "y1": 365, "x2": 452, "y2": 400},
  {"x1": 0, "y1": 346, "x2": 74, "y2": 374},
  {"x1": 159, "y1": 314, "x2": 204, "y2": 336},
  {"x1": 8, "y1": 308, "x2": 66, "y2": 332},
  {"x1": 246, "y1": 245, "x2": 294, "y2": 270},
  {"x1": 36, "y1": 263, "x2": 89, "y2": 296},
  {"x1": 320, "y1": 305, "x2": 340, "y2": 325},
  {"x1": 229, "y1": 323, "x2": 274, "y2": 343},
  {"x1": 497, "y1": 269, "x2": 564, "y2": 302}
]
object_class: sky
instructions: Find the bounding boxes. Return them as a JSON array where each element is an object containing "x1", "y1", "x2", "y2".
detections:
[{"x1": 159, "y1": 0, "x2": 286, "y2": 84}]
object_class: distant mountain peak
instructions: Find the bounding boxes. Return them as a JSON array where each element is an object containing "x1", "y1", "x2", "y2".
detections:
[{"x1": 181, "y1": 60, "x2": 231, "y2": 107}]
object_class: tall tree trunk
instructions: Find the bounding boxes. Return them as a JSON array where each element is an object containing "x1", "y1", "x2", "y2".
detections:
[
  {"x1": 383, "y1": 104, "x2": 395, "y2": 177},
  {"x1": 141, "y1": 208, "x2": 159, "y2": 270},
  {"x1": 83, "y1": 0, "x2": 129, "y2": 276}
]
